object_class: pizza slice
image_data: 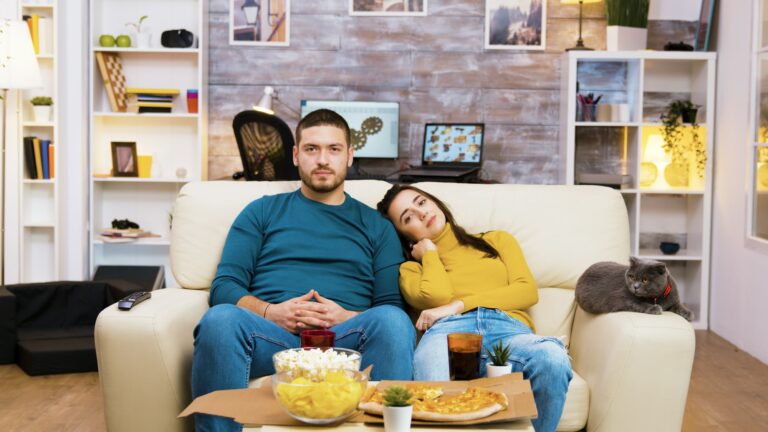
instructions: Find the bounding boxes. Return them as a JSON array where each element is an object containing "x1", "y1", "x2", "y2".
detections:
[{"x1": 359, "y1": 384, "x2": 508, "y2": 422}]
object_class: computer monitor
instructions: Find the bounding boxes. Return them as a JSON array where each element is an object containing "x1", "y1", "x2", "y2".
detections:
[{"x1": 299, "y1": 100, "x2": 399, "y2": 159}]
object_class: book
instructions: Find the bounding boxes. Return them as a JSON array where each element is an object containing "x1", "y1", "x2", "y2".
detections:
[
  {"x1": 125, "y1": 88, "x2": 180, "y2": 96},
  {"x1": 38, "y1": 17, "x2": 53, "y2": 55},
  {"x1": 49, "y1": 144, "x2": 55, "y2": 178},
  {"x1": 31, "y1": 14, "x2": 39, "y2": 54},
  {"x1": 127, "y1": 94, "x2": 174, "y2": 104},
  {"x1": 32, "y1": 138, "x2": 43, "y2": 180},
  {"x1": 40, "y1": 140, "x2": 51, "y2": 179},
  {"x1": 138, "y1": 106, "x2": 173, "y2": 113},
  {"x1": 23, "y1": 137, "x2": 37, "y2": 179}
]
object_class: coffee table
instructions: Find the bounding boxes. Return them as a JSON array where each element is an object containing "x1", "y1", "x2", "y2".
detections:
[{"x1": 245, "y1": 422, "x2": 534, "y2": 431}]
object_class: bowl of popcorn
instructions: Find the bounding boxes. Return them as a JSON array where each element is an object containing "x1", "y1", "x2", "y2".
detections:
[
  {"x1": 272, "y1": 368, "x2": 368, "y2": 424},
  {"x1": 272, "y1": 347, "x2": 362, "y2": 380}
]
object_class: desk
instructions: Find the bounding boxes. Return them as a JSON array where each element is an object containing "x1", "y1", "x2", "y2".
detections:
[{"x1": 245, "y1": 422, "x2": 534, "y2": 431}]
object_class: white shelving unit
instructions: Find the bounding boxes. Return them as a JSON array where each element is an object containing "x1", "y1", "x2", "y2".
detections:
[
  {"x1": 89, "y1": 0, "x2": 208, "y2": 287},
  {"x1": 560, "y1": 51, "x2": 717, "y2": 330},
  {"x1": 15, "y1": 1, "x2": 59, "y2": 283}
]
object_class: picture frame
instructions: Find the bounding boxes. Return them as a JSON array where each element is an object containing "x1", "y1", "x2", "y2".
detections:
[
  {"x1": 111, "y1": 141, "x2": 138, "y2": 177},
  {"x1": 695, "y1": 0, "x2": 716, "y2": 51},
  {"x1": 485, "y1": 0, "x2": 547, "y2": 51},
  {"x1": 229, "y1": 0, "x2": 291, "y2": 46},
  {"x1": 349, "y1": 0, "x2": 427, "y2": 16}
]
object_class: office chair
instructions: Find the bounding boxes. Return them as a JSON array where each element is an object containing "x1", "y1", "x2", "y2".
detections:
[{"x1": 232, "y1": 110, "x2": 299, "y2": 181}]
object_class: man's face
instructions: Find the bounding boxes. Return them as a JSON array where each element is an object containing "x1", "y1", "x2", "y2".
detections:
[{"x1": 293, "y1": 125, "x2": 353, "y2": 194}]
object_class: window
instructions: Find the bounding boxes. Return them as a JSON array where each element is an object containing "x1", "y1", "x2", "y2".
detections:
[{"x1": 749, "y1": 0, "x2": 768, "y2": 242}]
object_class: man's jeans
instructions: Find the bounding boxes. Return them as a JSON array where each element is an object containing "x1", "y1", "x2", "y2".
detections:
[
  {"x1": 414, "y1": 308, "x2": 572, "y2": 432},
  {"x1": 191, "y1": 304, "x2": 416, "y2": 432}
]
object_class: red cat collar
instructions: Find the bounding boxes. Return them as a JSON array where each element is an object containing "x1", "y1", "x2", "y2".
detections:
[{"x1": 653, "y1": 282, "x2": 672, "y2": 304}]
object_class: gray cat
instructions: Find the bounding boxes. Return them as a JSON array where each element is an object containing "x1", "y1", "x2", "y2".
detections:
[{"x1": 575, "y1": 257, "x2": 693, "y2": 321}]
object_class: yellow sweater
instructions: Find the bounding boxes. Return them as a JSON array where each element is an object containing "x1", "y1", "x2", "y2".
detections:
[{"x1": 399, "y1": 224, "x2": 538, "y2": 330}]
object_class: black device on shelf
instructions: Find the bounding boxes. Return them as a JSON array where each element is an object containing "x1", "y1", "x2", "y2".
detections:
[{"x1": 161, "y1": 29, "x2": 194, "y2": 48}]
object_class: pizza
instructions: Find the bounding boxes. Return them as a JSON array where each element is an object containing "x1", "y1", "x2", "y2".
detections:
[{"x1": 358, "y1": 384, "x2": 508, "y2": 422}]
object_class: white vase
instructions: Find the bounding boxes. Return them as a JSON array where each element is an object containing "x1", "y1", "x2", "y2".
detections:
[
  {"x1": 32, "y1": 105, "x2": 52, "y2": 122},
  {"x1": 383, "y1": 405, "x2": 412, "y2": 432},
  {"x1": 486, "y1": 363, "x2": 512, "y2": 378},
  {"x1": 136, "y1": 32, "x2": 152, "y2": 49},
  {"x1": 606, "y1": 26, "x2": 648, "y2": 51}
]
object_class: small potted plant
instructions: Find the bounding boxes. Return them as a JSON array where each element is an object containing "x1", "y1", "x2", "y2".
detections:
[
  {"x1": 126, "y1": 15, "x2": 150, "y2": 48},
  {"x1": 604, "y1": 0, "x2": 650, "y2": 51},
  {"x1": 660, "y1": 99, "x2": 706, "y2": 179},
  {"x1": 30, "y1": 96, "x2": 53, "y2": 122},
  {"x1": 382, "y1": 386, "x2": 413, "y2": 432},
  {"x1": 485, "y1": 340, "x2": 513, "y2": 378}
]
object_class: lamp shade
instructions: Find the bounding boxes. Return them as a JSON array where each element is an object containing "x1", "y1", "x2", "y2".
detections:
[
  {"x1": 561, "y1": 0, "x2": 601, "y2": 4},
  {"x1": 0, "y1": 20, "x2": 41, "y2": 89},
  {"x1": 252, "y1": 86, "x2": 275, "y2": 115}
]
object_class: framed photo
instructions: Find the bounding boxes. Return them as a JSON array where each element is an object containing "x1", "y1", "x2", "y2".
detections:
[
  {"x1": 111, "y1": 141, "x2": 138, "y2": 177},
  {"x1": 485, "y1": 0, "x2": 547, "y2": 50},
  {"x1": 350, "y1": 0, "x2": 427, "y2": 16},
  {"x1": 695, "y1": 0, "x2": 716, "y2": 51},
  {"x1": 230, "y1": 0, "x2": 291, "y2": 46}
]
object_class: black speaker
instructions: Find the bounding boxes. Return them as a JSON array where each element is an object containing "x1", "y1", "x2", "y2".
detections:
[{"x1": 161, "y1": 29, "x2": 194, "y2": 48}]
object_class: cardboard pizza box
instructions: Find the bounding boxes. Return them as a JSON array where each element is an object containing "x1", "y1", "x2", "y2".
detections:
[{"x1": 179, "y1": 373, "x2": 537, "y2": 427}]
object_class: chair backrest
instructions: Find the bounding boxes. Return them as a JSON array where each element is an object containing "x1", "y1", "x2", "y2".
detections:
[{"x1": 232, "y1": 110, "x2": 299, "y2": 181}]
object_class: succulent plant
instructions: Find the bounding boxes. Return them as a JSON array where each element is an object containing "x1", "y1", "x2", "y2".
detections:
[
  {"x1": 382, "y1": 386, "x2": 412, "y2": 407},
  {"x1": 486, "y1": 340, "x2": 512, "y2": 367},
  {"x1": 30, "y1": 96, "x2": 53, "y2": 106}
]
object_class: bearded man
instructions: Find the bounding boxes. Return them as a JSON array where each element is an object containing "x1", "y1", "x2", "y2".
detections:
[{"x1": 190, "y1": 109, "x2": 415, "y2": 432}]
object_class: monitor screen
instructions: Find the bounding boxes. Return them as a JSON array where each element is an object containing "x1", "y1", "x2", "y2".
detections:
[
  {"x1": 300, "y1": 100, "x2": 399, "y2": 159},
  {"x1": 422, "y1": 123, "x2": 484, "y2": 165}
]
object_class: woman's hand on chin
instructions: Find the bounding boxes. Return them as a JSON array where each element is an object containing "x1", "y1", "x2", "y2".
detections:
[
  {"x1": 415, "y1": 300, "x2": 464, "y2": 331},
  {"x1": 411, "y1": 239, "x2": 437, "y2": 261}
]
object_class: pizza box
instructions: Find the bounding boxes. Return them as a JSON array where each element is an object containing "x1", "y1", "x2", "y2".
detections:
[{"x1": 179, "y1": 373, "x2": 537, "y2": 427}]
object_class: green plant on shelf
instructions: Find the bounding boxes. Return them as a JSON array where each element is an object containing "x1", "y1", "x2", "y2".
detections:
[
  {"x1": 604, "y1": 0, "x2": 650, "y2": 28},
  {"x1": 382, "y1": 386, "x2": 412, "y2": 407},
  {"x1": 660, "y1": 99, "x2": 706, "y2": 178},
  {"x1": 126, "y1": 15, "x2": 149, "y2": 34},
  {"x1": 30, "y1": 96, "x2": 53, "y2": 106}
]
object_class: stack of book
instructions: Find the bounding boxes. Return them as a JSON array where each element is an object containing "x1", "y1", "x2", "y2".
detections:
[
  {"x1": 23, "y1": 136, "x2": 54, "y2": 180},
  {"x1": 126, "y1": 88, "x2": 180, "y2": 114},
  {"x1": 100, "y1": 228, "x2": 160, "y2": 243}
]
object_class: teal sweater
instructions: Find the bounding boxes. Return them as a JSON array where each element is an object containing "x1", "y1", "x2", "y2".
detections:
[{"x1": 210, "y1": 190, "x2": 405, "y2": 310}]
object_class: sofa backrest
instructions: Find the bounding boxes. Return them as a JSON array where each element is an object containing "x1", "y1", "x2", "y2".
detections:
[{"x1": 171, "y1": 180, "x2": 629, "y2": 337}]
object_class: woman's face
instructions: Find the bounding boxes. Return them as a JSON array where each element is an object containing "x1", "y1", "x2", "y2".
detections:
[{"x1": 387, "y1": 189, "x2": 447, "y2": 242}]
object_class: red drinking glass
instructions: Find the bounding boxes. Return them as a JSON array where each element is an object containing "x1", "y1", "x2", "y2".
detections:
[{"x1": 300, "y1": 329, "x2": 335, "y2": 349}]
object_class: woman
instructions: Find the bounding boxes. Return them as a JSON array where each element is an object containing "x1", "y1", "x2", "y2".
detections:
[{"x1": 376, "y1": 184, "x2": 572, "y2": 432}]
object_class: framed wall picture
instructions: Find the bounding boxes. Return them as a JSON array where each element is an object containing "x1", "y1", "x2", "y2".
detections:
[
  {"x1": 230, "y1": 0, "x2": 291, "y2": 46},
  {"x1": 695, "y1": 0, "x2": 716, "y2": 51},
  {"x1": 485, "y1": 0, "x2": 547, "y2": 50},
  {"x1": 350, "y1": 0, "x2": 427, "y2": 16},
  {"x1": 111, "y1": 141, "x2": 138, "y2": 177}
]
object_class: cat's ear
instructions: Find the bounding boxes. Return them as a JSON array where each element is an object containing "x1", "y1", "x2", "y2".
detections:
[
  {"x1": 654, "y1": 263, "x2": 667, "y2": 274},
  {"x1": 629, "y1": 256, "x2": 639, "y2": 266}
]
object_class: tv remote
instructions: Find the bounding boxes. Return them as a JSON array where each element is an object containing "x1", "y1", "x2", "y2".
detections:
[{"x1": 118, "y1": 291, "x2": 151, "y2": 311}]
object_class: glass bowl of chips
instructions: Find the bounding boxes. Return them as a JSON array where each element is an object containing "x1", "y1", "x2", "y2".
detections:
[
  {"x1": 272, "y1": 369, "x2": 368, "y2": 424},
  {"x1": 272, "y1": 347, "x2": 362, "y2": 380}
]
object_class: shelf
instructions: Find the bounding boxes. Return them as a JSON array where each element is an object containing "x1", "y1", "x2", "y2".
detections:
[
  {"x1": 93, "y1": 112, "x2": 198, "y2": 119},
  {"x1": 567, "y1": 51, "x2": 716, "y2": 61},
  {"x1": 36, "y1": 54, "x2": 54, "y2": 59},
  {"x1": 24, "y1": 223, "x2": 55, "y2": 229},
  {"x1": 22, "y1": 121, "x2": 55, "y2": 127},
  {"x1": 638, "y1": 249, "x2": 703, "y2": 261},
  {"x1": 93, "y1": 47, "x2": 199, "y2": 54},
  {"x1": 23, "y1": 179, "x2": 54, "y2": 184},
  {"x1": 93, "y1": 237, "x2": 170, "y2": 246},
  {"x1": 93, "y1": 177, "x2": 191, "y2": 184},
  {"x1": 21, "y1": 3, "x2": 54, "y2": 9},
  {"x1": 575, "y1": 122, "x2": 640, "y2": 127},
  {"x1": 638, "y1": 188, "x2": 705, "y2": 195}
]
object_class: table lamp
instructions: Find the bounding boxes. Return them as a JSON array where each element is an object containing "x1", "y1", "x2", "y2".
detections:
[
  {"x1": 0, "y1": 20, "x2": 42, "y2": 286},
  {"x1": 561, "y1": 0, "x2": 601, "y2": 51},
  {"x1": 253, "y1": 86, "x2": 300, "y2": 118}
]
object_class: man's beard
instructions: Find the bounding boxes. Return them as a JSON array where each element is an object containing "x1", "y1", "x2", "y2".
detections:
[{"x1": 298, "y1": 165, "x2": 346, "y2": 193}]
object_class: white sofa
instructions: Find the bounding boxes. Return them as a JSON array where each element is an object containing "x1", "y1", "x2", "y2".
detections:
[{"x1": 95, "y1": 181, "x2": 695, "y2": 432}]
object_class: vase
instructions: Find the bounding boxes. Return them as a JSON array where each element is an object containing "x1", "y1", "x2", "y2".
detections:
[
  {"x1": 383, "y1": 405, "x2": 412, "y2": 432},
  {"x1": 486, "y1": 363, "x2": 512, "y2": 378},
  {"x1": 681, "y1": 108, "x2": 698, "y2": 124},
  {"x1": 606, "y1": 26, "x2": 648, "y2": 51},
  {"x1": 136, "y1": 32, "x2": 152, "y2": 49},
  {"x1": 32, "y1": 105, "x2": 51, "y2": 122}
]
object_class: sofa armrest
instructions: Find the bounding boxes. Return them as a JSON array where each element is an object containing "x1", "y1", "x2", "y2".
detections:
[
  {"x1": 0, "y1": 286, "x2": 16, "y2": 364},
  {"x1": 95, "y1": 288, "x2": 209, "y2": 432},
  {"x1": 570, "y1": 307, "x2": 695, "y2": 432}
]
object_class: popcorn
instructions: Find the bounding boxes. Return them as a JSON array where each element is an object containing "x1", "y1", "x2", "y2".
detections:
[{"x1": 273, "y1": 348, "x2": 361, "y2": 381}]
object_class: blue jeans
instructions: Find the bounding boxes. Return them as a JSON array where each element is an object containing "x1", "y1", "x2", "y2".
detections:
[
  {"x1": 191, "y1": 303, "x2": 416, "y2": 432},
  {"x1": 414, "y1": 308, "x2": 572, "y2": 432}
]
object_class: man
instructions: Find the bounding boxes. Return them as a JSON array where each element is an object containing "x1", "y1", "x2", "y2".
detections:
[{"x1": 191, "y1": 109, "x2": 415, "y2": 431}]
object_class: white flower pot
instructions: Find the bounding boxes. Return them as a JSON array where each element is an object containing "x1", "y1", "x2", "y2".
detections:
[
  {"x1": 32, "y1": 105, "x2": 52, "y2": 122},
  {"x1": 486, "y1": 363, "x2": 512, "y2": 378},
  {"x1": 606, "y1": 26, "x2": 648, "y2": 51},
  {"x1": 136, "y1": 32, "x2": 152, "y2": 49},
  {"x1": 383, "y1": 405, "x2": 412, "y2": 432}
]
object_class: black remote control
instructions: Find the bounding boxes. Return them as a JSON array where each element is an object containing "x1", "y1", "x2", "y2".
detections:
[{"x1": 118, "y1": 291, "x2": 151, "y2": 311}]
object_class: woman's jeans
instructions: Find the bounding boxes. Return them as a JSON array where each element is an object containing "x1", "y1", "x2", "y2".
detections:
[
  {"x1": 191, "y1": 303, "x2": 415, "y2": 432},
  {"x1": 414, "y1": 308, "x2": 572, "y2": 432}
]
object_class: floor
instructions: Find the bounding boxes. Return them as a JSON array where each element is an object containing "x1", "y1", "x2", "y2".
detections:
[{"x1": 0, "y1": 331, "x2": 766, "y2": 431}]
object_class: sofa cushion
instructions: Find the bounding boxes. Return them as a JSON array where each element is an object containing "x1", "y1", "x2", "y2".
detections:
[
  {"x1": 527, "y1": 288, "x2": 577, "y2": 345},
  {"x1": 559, "y1": 371, "x2": 589, "y2": 431},
  {"x1": 17, "y1": 325, "x2": 94, "y2": 341},
  {"x1": 17, "y1": 336, "x2": 97, "y2": 376}
]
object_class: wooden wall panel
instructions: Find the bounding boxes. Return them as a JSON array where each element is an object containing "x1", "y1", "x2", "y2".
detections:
[{"x1": 207, "y1": 0, "x2": 697, "y2": 184}]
